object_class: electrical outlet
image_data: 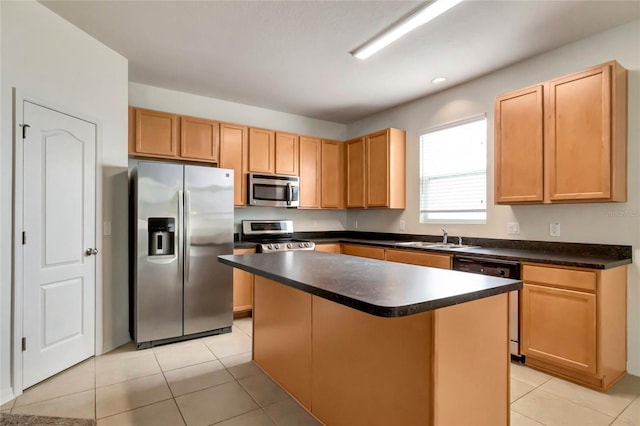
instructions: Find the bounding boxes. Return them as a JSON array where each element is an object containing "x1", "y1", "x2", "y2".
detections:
[
  {"x1": 507, "y1": 222, "x2": 520, "y2": 235},
  {"x1": 354, "y1": 220, "x2": 358, "y2": 229},
  {"x1": 549, "y1": 222, "x2": 561, "y2": 237},
  {"x1": 399, "y1": 220, "x2": 406, "y2": 231}
]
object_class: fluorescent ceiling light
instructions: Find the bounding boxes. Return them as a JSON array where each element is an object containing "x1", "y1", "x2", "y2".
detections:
[{"x1": 351, "y1": 0, "x2": 464, "y2": 60}]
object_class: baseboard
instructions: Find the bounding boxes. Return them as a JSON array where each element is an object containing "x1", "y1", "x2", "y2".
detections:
[{"x1": 1, "y1": 386, "x2": 15, "y2": 405}]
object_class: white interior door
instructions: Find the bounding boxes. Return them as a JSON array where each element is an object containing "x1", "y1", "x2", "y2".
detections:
[{"x1": 22, "y1": 101, "x2": 96, "y2": 388}]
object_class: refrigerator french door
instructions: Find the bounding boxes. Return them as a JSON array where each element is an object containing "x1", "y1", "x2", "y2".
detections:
[{"x1": 132, "y1": 161, "x2": 234, "y2": 348}]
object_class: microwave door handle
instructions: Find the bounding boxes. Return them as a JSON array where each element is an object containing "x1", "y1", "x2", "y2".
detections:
[{"x1": 286, "y1": 182, "x2": 292, "y2": 206}]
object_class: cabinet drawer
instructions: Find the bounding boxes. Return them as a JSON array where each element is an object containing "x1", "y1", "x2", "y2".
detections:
[
  {"x1": 523, "y1": 264, "x2": 596, "y2": 292},
  {"x1": 341, "y1": 244, "x2": 385, "y2": 260},
  {"x1": 385, "y1": 249, "x2": 451, "y2": 270}
]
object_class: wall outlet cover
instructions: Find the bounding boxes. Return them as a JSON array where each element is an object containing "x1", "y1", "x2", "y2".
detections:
[
  {"x1": 550, "y1": 222, "x2": 561, "y2": 237},
  {"x1": 399, "y1": 220, "x2": 406, "y2": 231},
  {"x1": 507, "y1": 222, "x2": 520, "y2": 235},
  {"x1": 354, "y1": 220, "x2": 358, "y2": 229}
]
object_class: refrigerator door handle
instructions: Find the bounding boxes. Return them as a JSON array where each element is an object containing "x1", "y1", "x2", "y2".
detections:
[
  {"x1": 185, "y1": 190, "x2": 192, "y2": 283},
  {"x1": 178, "y1": 189, "x2": 184, "y2": 283}
]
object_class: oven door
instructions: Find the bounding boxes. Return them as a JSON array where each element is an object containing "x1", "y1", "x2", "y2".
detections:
[{"x1": 248, "y1": 173, "x2": 299, "y2": 207}]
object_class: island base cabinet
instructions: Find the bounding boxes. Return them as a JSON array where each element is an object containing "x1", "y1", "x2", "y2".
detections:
[
  {"x1": 252, "y1": 276, "x2": 510, "y2": 426},
  {"x1": 253, "y1": 276, "x2": 312, "y2": 408},
  {"x1": 312, "y1": 297, "x2": 433, "y2": 426}
]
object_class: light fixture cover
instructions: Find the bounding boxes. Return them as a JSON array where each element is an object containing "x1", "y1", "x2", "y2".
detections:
[
  {"x1": 431, "y1": 77, "x2": 447, "y2": 84},
  {"x1": 351, "y1": 0, "x2": 464, "y2": 60}
]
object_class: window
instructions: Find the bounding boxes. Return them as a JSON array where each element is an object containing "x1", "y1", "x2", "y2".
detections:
[{"x1": 419, "y1": 116, "x2": 487, "y2": 224}]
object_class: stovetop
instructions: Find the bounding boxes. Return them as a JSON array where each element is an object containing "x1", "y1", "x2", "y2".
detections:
[{"x1": 242, "y1": 220, "x2": 315, "y2": 253}]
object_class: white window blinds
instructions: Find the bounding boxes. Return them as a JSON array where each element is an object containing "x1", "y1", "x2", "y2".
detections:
[{"x1": 419, "y1": 116, "x2": 487, "y2": 223}]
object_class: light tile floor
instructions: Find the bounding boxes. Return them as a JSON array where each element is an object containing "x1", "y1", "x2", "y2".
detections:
[{"x1": 3, "y1": 317, "x2": 640, "y2": 426}]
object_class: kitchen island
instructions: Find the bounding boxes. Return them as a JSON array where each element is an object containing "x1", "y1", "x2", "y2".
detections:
[{"x1": 218, "y1": 251, "x2": 522, "y2": 426}]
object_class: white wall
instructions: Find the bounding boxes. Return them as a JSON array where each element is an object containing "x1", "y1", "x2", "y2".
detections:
[
  {"x1": 129, "y1": 83, "x2": 349, "y2": 232},
  {"x1": 0, "y1": 1, "x2": 128, "y2": 403},
  {"x1": 130, "y1": 83, "x2": 347, "y2": 141},
  {"x1": 346, "y1": 20, "x2": 640, "y2": 374}
]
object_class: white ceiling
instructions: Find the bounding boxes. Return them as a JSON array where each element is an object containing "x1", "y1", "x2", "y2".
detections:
[{"x1": 41, "y1": 1, "x2": 640, "y2": 124}]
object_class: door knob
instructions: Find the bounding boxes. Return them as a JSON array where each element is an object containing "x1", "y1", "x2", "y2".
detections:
[{"x1": 85, "y1": 248, "x2": 98, "y2": 256}]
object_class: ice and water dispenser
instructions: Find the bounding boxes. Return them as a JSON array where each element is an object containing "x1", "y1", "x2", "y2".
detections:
[{"x1": 148, "y1": 218, "x2": 175, "y2": 256}]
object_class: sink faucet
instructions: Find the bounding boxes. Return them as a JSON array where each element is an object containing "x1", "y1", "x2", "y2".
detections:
[
  {"x1": 442, "y1": 229, "x2": 448, "y2": 244},
  {"x1": 458, "y1": 236, "x2": 463, "y2": 245}
]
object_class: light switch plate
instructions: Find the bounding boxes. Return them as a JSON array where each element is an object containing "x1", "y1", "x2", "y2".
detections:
[
  {"x1": 399, "y1": 220, "x2": 406, "y2": 231},
  {"x1": 354, "y1": 220, "x2": 358, "y2": 229},
  {"x1": 550, "y1": 222, "x2": 561, "y2": 237},
  {"x1": 507, "y1": 222, "x2": 520, "y2": 235},
  {"x1": 103, "y1": 221, "x2": 112, "y2": 236}
]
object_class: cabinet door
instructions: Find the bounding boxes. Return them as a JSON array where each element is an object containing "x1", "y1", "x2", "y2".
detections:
[
  {"x1": 133, "y1": 108, "x2": 179, "y2": 157},
  {"x1": 248, "y1": 128, "x2": 276, "y2": 174},
  {"x1": 299, "y1": 136, "x2": 321, "y2": 208},
  {"x1": 346, "y1": 138, "x2": 365, "y2": 208},
  {"x1": 385, "y1": 249, "x2": 451, "y2": 269},
  {"x1": 494, "y1": 85, "x2": 544, "y2": 203},
  {"x1": 275, "y1": 132, "x2": 299, "y2": 176},
  {"x1": 220, "y1": 123, "x2": 248, "y2": 207},
  {"x1": 181, "y1": 116, "x2": 219, "y2": 162},
  {"x1": 315, "y1": 243, "x2": 341, "y2": 254},
  {"x1": 366, "y1": 130, "x2": 390, "y2": 207},
  {"x1": 341, "y1": 244, "x2": 385, "y2": 260},
  {"x1": 546, "y1": 64, "x2": 612, "y2": 201},
  {"x1": 321, "y1": 140, "x2": 344, "y2": 209},
  {"x1": 233, "y1": 248, "x2": 254, "y2": 315},
  {"x1": 521, "y1": 283, "x2": 596, "y2": 374}
]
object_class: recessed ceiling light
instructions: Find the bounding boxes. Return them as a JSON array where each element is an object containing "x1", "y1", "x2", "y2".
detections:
[
  {"x1": 431, "y1": 77, "x2": 447, "y2": 85},
  {"x1": 350, "y1": 0, "x2": 464, "y2": 60}
]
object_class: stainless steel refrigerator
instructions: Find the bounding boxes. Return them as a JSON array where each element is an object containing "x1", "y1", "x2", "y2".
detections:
[{"x1": 131, "y1": 161, "x2": 234, "y2": 348}]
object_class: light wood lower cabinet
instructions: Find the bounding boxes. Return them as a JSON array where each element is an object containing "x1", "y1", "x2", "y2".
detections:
[
  {"x1": 521, "y1": 263, "x2": 627, "y2": 391},
  {"x1": 232, "y1": 248, "x2": 254, "y2": 316},
  {"x1": 314, "y1": 243, "x2": 341, "y2": 254},
  {"x1": 385, "y1": 248, "x2": 451, "y2": 269},
  {"x1": 341, "y1": 244, "x2": 385, "y2": 260}
]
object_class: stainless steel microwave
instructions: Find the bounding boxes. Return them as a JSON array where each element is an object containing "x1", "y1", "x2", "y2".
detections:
[{"x1": 248, "y1": 173, "x2": 300, "y2": 207}]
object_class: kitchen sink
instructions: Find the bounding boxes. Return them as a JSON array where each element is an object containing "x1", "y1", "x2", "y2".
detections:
[{"x1": 395, "y1": 241, "x2": 480, "y2": 250}]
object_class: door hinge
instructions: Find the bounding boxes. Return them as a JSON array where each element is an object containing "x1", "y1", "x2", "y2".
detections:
[
  {"x1": 22, "y1": 337, "x2": 26, "y2": 351},
  {"x1": 20, "y1": 123, "x2": 30, "y2": 139},
  {"x1": 22, "y1": 231, "x2": 26, "y2": 245}
]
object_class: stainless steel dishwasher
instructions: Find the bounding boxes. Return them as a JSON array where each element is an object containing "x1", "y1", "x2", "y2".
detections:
[{"x1": 452, "y1": 255, "x2": 524, "y2": 362}]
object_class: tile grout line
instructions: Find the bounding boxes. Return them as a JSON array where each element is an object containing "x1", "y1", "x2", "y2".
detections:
[{"x1": 152, "y1": 349, "x2": 188, "y2": 426}]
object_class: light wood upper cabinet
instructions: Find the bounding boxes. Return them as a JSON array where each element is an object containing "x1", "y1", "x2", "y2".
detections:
[
  {"x1": 248, "y1": 128, "x2": 276, "y2": 174},
  {"x1": 346, "y1": 129, "x2": 406, "y2": 209},
  {"x1": 180, "y1": 116, "x2": 219, "y2": 162},
  {"x1": 546, "y1": 62, "x2": 627, "y2": 202},
  {"x1": 275, "y1": 132, "x2": 299, "y2": 176},
  {"x1": 321, "y1": 140, "x2": 345, "y2": 209},
  {"x1": 220, "y1": 123, "x2": 249, "y2": 207},
  {"x1": 520, "y1": 263, "x2": 627, "y2": 391},
  {"x1": 299, "y1": 136, "x2": 322, "y2": 208},
  {"x1": 495, "y1": 85, "x2": 544, "y2": 203},
  {"x1": 130, "y1": 107, "x2": 179, "y2": 158},
  {"x1": 346, "y1": 137, "x2": 365, "y2": 208},
  {"x1": 494, "y1": 61, "x2": 627, "y2": 205}
]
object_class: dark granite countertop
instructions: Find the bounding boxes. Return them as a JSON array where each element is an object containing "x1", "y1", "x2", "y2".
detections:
[
  {"x1": 219, "y1": 251, "x2": 522, "y2": 317},
  {"x1": 309, "y1": 236, "x2": 631, "y2": 270}
]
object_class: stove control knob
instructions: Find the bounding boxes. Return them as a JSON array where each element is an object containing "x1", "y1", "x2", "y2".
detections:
[
  {"x1": 287, "y1": 243, "x2": 293, "y2": 249},
  {"x1": 274, "y1": 244, "x2": 280, "y2": 250},
  {"x1": 304, "y1": 242, "x2": 311, "y2": 248},
  {"x1": 267, "y1": 244, "x2": 273, "y2": 250}
]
